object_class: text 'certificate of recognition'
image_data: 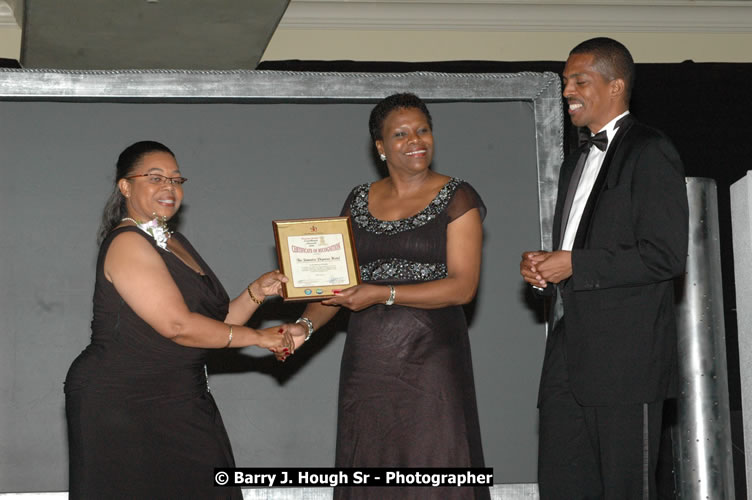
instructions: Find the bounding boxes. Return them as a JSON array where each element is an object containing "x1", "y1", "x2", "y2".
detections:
[
  {"x1": 287, "y1": 233, "x2": 350, "y2": 288},
  {"x1": 273, "y1": 217, "x2": 361, "y2": 301}
]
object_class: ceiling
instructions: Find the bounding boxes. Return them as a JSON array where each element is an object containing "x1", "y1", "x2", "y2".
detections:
[{"x1": 17, "y1": 0, "x2": 289, "y2": 69}]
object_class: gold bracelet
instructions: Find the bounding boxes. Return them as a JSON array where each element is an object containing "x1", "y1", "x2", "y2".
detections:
[
  {"x1": 225, "y1": 324, "x2": 234, "y2": 348},
  {"x1": 247, "y1": 284, "x2": 264, "y2": 305}
]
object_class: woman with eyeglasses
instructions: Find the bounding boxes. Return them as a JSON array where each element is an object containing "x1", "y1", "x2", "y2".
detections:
[{"x1": 64, "y1": 141, "x2": 293, "y2": 499}]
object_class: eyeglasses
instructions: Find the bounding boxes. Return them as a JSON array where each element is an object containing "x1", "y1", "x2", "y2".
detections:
[{"x1": 125, "y1": 173, "x2": 188, "y2": 185}]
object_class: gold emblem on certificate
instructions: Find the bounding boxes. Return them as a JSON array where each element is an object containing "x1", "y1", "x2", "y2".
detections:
[{"x1": 273, "y1": 217, "x2": 361, "y2": 301}]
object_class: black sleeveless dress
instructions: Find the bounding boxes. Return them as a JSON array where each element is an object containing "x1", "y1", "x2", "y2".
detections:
[
  {"x1": 334, "y1": 178, "x2": 491, "y2": 499},
  {"x1": 64, "y1": 226, "x2": 242, "y2": 500}
]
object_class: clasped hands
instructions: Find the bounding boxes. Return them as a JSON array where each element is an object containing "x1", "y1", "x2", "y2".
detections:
[
  {"x1": 248, "y1": 271, "x2": 299, "y2": 361},
  {"x1": 268, "y1": 284, "x2": 390, "y2": 362},
  {"x1": 520, "y1": 250, "x2": 573, "y2": 288},
  {"x1": 268, "y1": 322, "x2": 308, "y2": 362}
]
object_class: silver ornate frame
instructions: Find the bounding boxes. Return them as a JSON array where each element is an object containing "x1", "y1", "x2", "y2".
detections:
[{"x1": 0, "y1": 68, "x2": 564, "y2": 249}]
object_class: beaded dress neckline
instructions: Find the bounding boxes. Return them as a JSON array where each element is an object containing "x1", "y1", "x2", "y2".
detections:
[{"x1": 350, "y1": 177, "x2": 462, "y2": 235}]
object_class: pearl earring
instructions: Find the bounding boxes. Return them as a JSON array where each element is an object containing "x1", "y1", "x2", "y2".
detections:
[{"x1": 379, "y1": 153, "x2": 386, "y2": 161}]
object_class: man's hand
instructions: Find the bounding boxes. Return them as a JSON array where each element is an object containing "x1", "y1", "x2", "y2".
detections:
[
  {"x1": 520, "y1": 251, "x2": 549, "y2": 288},
  {"x1": 536, "y1": 250, "x2": 572, "y2": 284},
  {"x1": 521, "y1": 250, "x2": 573, "y2": 287}
]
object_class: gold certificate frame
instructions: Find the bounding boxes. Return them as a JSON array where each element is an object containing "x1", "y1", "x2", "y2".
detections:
[{"x1": 273, "y1": 216, "x2": 361, "y2": 301}]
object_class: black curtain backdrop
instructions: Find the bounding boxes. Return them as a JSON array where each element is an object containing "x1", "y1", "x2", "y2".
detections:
[
  {"x1": 259, "y1": 59, "x2": 752, "y2": 498},
  {"x1": 259, "y1": 58, "x2": 751, "y2": 413},
  {"x1": 0, "y1": 58, "x2": 21, "y2": 68}
]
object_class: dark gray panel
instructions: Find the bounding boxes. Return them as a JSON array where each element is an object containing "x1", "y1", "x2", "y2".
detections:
[{"x1": 0, "y1": 70, "x2": 562, "y2": 492}]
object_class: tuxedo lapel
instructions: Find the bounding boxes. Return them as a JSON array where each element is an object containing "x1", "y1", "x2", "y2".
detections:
[
  {"x1": 572, "y1": 115, "x2": 635, "y2": 249},
  {"x1": 552, "y1": 151, "x2": 583, "y2": 251},
  {"x1": 551, "y1": 149, "x2": 585, "y2": 325},
  {"x1": 605, "y1": 115, "x2": 635, "y2": 189}
]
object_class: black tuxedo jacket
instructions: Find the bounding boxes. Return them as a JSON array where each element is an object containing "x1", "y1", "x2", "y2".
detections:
[{"x1": 545, "y1": 114, "x2": 689, "y2": 406}]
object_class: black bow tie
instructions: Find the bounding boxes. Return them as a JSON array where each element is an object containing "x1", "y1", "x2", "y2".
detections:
[{"x1": 578, "y1": 129, "x2": 608, "y2": 152}]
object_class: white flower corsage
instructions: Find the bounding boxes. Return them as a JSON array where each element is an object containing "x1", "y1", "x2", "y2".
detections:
[{"x1": 122, "y1": 214, "x2": 172, "y2": 251}]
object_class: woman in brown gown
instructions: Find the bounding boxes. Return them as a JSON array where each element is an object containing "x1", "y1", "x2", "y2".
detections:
[
  {"x1": 285, "y1": 94, "x2": 490, "y2": 499},
  {"x1": 65, "y1": 141, "x2": 294, "y2": 499}
]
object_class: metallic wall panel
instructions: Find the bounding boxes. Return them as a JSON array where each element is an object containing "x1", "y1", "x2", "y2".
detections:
[
  {"x1": 730, "y1": 171, "x2": 752, "y2": 498},
  {"x1": 21, "y1": 0, "x2": 290, "y2": 69},
  {"x1": 673, "y1": 178, "x2": 735, "y2": 499}
]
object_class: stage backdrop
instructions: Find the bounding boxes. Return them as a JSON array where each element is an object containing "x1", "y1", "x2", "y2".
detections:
[{"x1": 0, "y1": 70, "x2": 563, "y2": 492}]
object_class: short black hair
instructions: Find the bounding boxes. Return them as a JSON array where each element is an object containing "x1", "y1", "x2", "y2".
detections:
[
  {"x1": 570, "y1": 37, "x2": 635, "y2": 103},
  {"x1": 368, "y1": 93, "x2": 433, "y2": 143}
]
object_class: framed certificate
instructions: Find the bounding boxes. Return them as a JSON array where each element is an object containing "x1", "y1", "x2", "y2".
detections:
[{"x1": 273, "y1": 216, "x2": 361, "y2": 301}]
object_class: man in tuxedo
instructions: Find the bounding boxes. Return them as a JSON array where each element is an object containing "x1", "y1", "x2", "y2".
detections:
[{"x1": 520, "y1": 38, "x2": 688, "y2": 499}]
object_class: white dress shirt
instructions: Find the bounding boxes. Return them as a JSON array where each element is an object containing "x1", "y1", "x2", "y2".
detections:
[{"x1": 561, "y1": 111, "x2": 630, "y2": 251}]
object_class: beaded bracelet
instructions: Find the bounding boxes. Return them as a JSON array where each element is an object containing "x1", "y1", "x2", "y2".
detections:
[
  {"x1": 296, "y1": 317, "x2": 314, "y2": 342},
  {"x1": 247, "y1": 284, "x2": 264, "y2": 305},
  {"x1": 385, "y1": 285, "x2": 396, "y2": 306}
]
